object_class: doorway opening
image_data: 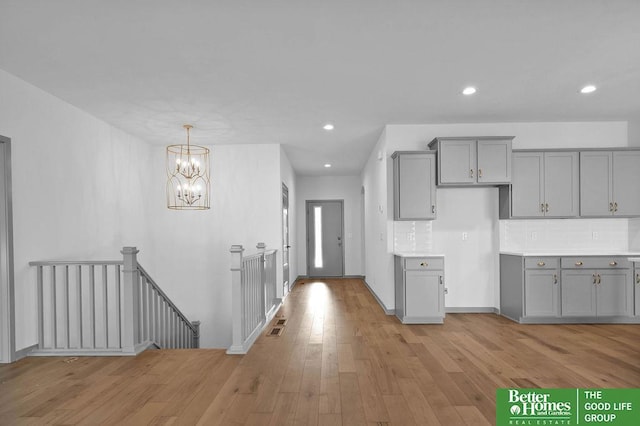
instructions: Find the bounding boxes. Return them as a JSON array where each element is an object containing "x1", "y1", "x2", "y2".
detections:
[{"x1": 0, "y1": 135, "x2": 15, "y2": 364}]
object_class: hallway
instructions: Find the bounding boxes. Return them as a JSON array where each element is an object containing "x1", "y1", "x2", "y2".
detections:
[{"x1": 1, "y1": 278, "x2": 639, "y2": 425}]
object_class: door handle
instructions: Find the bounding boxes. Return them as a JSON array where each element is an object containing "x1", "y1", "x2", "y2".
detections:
[
  {"x1": 478, "y1": 169, "x2": 482, "y2": 178},
  {"x1": 609, "y1": 261, "x2": 617, "y2": 267},
  {"x1": 545, "y1": 203, "x2": 549, "y2": 213},
  {"x1": 537, "y1": 261, "x2": 545, "y2": 267},
  {"x1": 286, "y1": 245, "x2": 291, "y2": 249},
  {"x1": 431, "y1": 205, "x2": 435, "y2": 214},
  {"x1": 592, "y1": 273, "x2": 597, "y2": 284},
  {"x1": 636, "y1": 273, "x2": 640, "y2": 284},
  {"x1": 470, "y1": 169, "x2": 474, "y2": 178},
  {"x1": 613, "y1": 202, "x2": 618, "y2": 212},
  {"x1": 575, "y1": 261, "x2": 583, "y2": 267},
  {"x1": 553, "y1": 274, "x2": 558, "y2": 284},
  {"x1": 597, "y1": 274, "x2": 601, "y2": 285},
  {"x1": 609, "y1": 202, "x2": 613, "y2": 212},
  {"x1": 541, "y1": 203, "x2": 545, "y2": 213}
]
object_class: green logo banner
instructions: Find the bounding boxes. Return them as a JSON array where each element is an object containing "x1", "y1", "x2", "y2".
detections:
[{"x1": 497, "y1": 388, "x2": 640, "y2": 425}]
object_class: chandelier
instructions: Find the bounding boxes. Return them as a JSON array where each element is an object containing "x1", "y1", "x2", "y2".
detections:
[{"x1": 166, "y1": 124, "x2": 210, "y2": 210}]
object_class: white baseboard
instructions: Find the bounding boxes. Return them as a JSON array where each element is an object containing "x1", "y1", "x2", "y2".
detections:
[
  {"x1": 362, "y1": 279, "x2": 395, "y2": 315},
  {"x1": 445, "y1": 307, "x2": 499, "y2": 314},
  {"x1": 14, "y1": 343, "x2": 38, "y2": 361}
]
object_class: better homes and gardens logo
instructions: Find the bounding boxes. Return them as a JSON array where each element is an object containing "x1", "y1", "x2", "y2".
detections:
[{"x1": 497, "y1": 388, "x2": 640, "y2": 425}]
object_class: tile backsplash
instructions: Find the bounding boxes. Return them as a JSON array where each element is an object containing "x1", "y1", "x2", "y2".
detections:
[
  {"x1": 500, "y1": 219, "x2": 629, "y2": 252},
  {"x1": 393, "y1": 221, "x2": 433, "y2": 252}
]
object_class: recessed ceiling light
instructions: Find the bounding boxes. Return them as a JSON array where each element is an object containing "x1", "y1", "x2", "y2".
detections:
[
  {"x1": 580, "y1": 85, "x2": 597, "y2": 94},
  {"x1": 323, "y1": 123, "x2": 334, "y2": 130},
  {"x1": 462, "y1": 86, "x2": 477, "y2": 95},
  {"x1": 324, "y1": 163, "x2": 332, "y2": 168}
]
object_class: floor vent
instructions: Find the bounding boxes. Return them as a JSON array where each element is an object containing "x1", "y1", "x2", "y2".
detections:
[
  {"x1": 267, "y1": 327, "x2": 284, "y2": 336},
  {"x1": 275, "y1": 318, "x2": 288, "y2": 326}
]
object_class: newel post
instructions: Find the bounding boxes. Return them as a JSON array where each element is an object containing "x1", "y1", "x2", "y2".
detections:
[
  {"x1": 191, "y1": 320, "x2": 200, "y2": 348},
  {"x1": 256, "y1": 242, "x2": 267, "y2": 323},
  {"x1": 227, "y1": 245, "x2": 244, "y2": 354},
  {"x1": 121, "y1": 247, "x2": 140, "y2": 354}
]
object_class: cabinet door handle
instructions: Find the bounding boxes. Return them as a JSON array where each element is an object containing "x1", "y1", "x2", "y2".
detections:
[
  {"x1": 636, "y1": 273, "x2": 640, "y2": 284},
  {"x1": 545, "y1": 203, "x2": 549, "y2": 213},
  {"x1": 553, "y1": 274, "x2": 558, "y2": 284},
  {"x1": 431, "y1": 205, "x2": 435, "y2": 214},
  {"x1": 537, "y1": 261, "x2": 545, "y2": 267},
  {"x1": 609, "y1": 202, "x2": 613, "y2": 212},
  {"x1": 609, "y1": 261, "x2": 618, "y2": 267},
  {"x1": 420, "y1": 262, "x2": 428, "y2": 267},
  {"x1": 439, "y1": 276, "x2": 443, "y2": 285},
  {"x1": 592, "y1": 273, "x2": 597, "y2": 284},
  {"x1": 597, "y1": 274, "x2": 601, "y2": 284},
  {"x1": 470, "y1": 169, "x2": 474, "y2": 178},
  {"x1": 614, "y1": 202, "x2": 618, "y2": 212},
  {"x1": 478, "y1": 169, "x2": 482, "y2": 178},
  {"x1": 541, "y1": 203, "x2": 545, "y2": 213},
  {"x1": 575, "y1": 261, "x2": 583, "y2": 267}
]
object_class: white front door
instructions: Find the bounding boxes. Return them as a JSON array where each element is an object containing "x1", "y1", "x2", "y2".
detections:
[
  {"x1": 307, "y1": 200, "x2": 344, "y2": 277},
  {"x1": 282, "y1": 183, "x2": 290, "y2": 295}
]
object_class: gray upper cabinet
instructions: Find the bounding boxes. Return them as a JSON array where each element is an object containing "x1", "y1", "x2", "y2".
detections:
[
  {"x1": 510, "y1": 151, "x2": 579, "y2": 218},
  {"x1": 477, "y1": 139, "x2": 512, "y2": 183},
  {"x1": 392, "y1": 151, "x2": 436, "y2": 220},
  {"x1": 580, "y1": 150, "x2": 640, "y2": 217},
  {"x1": 438, "y1": 140, "x2": 476, "y2": 184},
  {"x1": 612, "y1": 151, "x2": 640, "y2": 216},
  {"x1": 428, "y1": 137, "x2": 513, "y2": 185}
]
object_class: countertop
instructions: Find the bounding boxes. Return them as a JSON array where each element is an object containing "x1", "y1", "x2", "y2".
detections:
[
  {"x1": 500, "y1": 250, "x2": 640, "y2": 257},
  {"x1": 393, "y1": 252, "x2": 445, "y2": 258}
]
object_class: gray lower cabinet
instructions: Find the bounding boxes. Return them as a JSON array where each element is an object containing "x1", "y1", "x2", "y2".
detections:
[
  {"x1": 561, "y1": 256, "x2": 632, "y2": 317},
  {"x1": 561, "y1": 269, "x2": 631, "y2": 317},
  {"x1": 394, "y1": 256, "x2": 444, "y2": 323},
  {"x1": 560, "y1": 270, "x2": 597, "y2": 316},
  {"x1": 524, "y1": 268, "x2": 559, "y2": 317},
  {"x1": 500, "y1": 254, "x2": 637, "y2": 323},
  {"x1": 580, "y1": 150, "x2": 640, "y2": 217},
  {"x1": 428, "y1": 137, "x2": 513, "y2": 185},
  {"x1": 501, "y1": 255, "x2": 560, "y2": 321},
  {"x1": 391, "y1": 151, "x2": 436, "y2": 220},
  {"x1": 635, "y1": 265, "x2": 640, "y2": 316}
]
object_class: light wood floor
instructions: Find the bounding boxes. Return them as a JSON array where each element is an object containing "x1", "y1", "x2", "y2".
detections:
[{"x1": 2, "y1": 278, "x2": 640, "y2": 425}]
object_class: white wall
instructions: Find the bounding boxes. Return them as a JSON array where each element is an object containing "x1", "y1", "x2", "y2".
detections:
[
  {"x1": 629, "y1": 120, "x2": 640, "y2": 147},
  {"x1": 280, "y1": 147, "x2": 297, "y2": 294},
  {"x1": 361, "y1": 121, "x2": 629, "y2": 311},
  {"x1": 0, "y1": 69, "x2": 154, "y2": 350},
  {"x1": 296, "y1": 175, "x2": 363, "y2": 277},
  {"x1": 145, "y1": 144, "x2": 282, "y2": 348},
  {"x1": 361, "y1": 129, "x2": 394, "y2": 308},
  {"x1": 0, "y1": 69, "x2": 288, "y2": 351}
]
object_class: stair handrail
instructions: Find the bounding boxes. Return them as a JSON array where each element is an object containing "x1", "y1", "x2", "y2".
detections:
[{"x1": 137, "y1": 264, "x2": 199, "y2": 337}]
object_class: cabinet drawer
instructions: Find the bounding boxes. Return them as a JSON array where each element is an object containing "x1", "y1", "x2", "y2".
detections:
[
  {"x1": 561, "y1": 257, "x2": 630, "y2": 269},
  {"x1": 524, "y1": 257, "x2": 558, "y2": 270},
  {"x1": 404, "y1": 257, "x2": 444, "y2": 270}
]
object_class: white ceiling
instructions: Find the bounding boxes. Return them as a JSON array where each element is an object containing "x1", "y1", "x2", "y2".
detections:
[{"x1": 1, "y1": 1, "x2": 639, "y2": 176}]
